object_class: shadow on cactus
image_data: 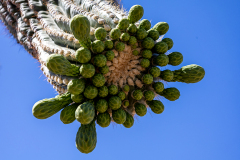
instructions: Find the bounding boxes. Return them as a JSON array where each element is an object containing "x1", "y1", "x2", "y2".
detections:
[{"x1": 0, "y1": 0, "x2": 205, "y2": 154}]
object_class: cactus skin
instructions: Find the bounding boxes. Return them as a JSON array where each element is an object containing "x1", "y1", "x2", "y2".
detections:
[
  {"x1": 141, "y1": 59, "x2": 150, "y2": 68},
  {"x1": 92, "y1": 40, "x2": 105, "y2": 53},
  {"x1": 154, "y1": 54, "x2": 169, "y2": 67},
  {"x1": 118, "y1": 18, "x2": 130, "y2": 30},
  {"x1": 115, "y1": 42, "x2": 125, "y2": 51},
  {"x1": 84, "y1": 85, "x2": 98, "y2": 99},
  {"x1": 67, "y1": 79, "x2": 86, "y2": 95},
  {"x1": 153, "y1": 82, "x2": 165, "y2": 93},
  {"x1": 118, "y1": 91, "x2": 126, "y2": 101},
  {"x1": 60, "y1": 103, "x2": 78, "y2": 124},
  {"x1": 92, "y1": 74, "x2": 105, "y2": 87},
  {"x1": 71, "y1": 94, "x2": 84, "y2": 103},
  {"x1": 152, "y1": 22, "x2": 169, "y2": 35},
  {"x1": 32, "y1": 92, "x2": 72, "y2": 119},
  {"x1": 168, "y1": 52, "x2": 183, "y2": 66},
  {"x1": 160, "y1": 70, "x2": 174, "y2": 82},
  {"x1": 149, "y1": 67, "x2": 161, "y2": 77},
  {"x1": 142, "y1": 74, "x2": 154, "y2": 85},
  {"x1": 98, "y1": 86, "x2": 109, "y2": 98},
  {"x1": 132, "y1": 50, "x2": 139, "y2": 56},
  {"x1": 127, "y1": 24, "x2": 138, "y2": 34},
  {"x1": 76, "y1": 47, "x2": 92, "y2": 63},
  {"x1": 147, "y1": 100, "x2": 164, "y2": 114},
  {"x1": 144, "y1": 90, "x2": 155, "y2": 101},
  {"x1": 147, "y1": 29, "x2": 160, "y2": 41},
  {"x1": 108, "y1": 85, "x2": 118, "y2": 95},
  {"x1": 142, "y1": 50, "x2": 153, "y2": 59},
  {"x1": 110, "y1": 28, "x2": 121, "y2": 40},
  {"x1": 108, "y1": 96, "x2": 122, "y2": 110},
  {"x1": 105, "y1": 51, "x2": 115, "y2": 61},
  {"x1": 135, "y1": 103, "x2": 147, "y2": 117},
  {"x1": 132, "y1": 90, "x2": 143, "y2": 100},
  {"x1": 142, "y1": 37, "x2": 155, "y2": 49},
  {"x1": 104, "y1": 40, "x2": 113, "y2": 50},
  {"x1": 94, "y1": 27, "x2": 107, "y2": 40},
  {"x1": 112, "y1": 108, "x2": 127, "y2": 124},
  {"x1": 136, "y1": 28, "x2": 148, "y2": 40},
  {"x1": 128, "y1": 5, "x2": 144, "y2": 23},
  {"x1": 139, "y1": 19, "x2": 151, "y2": 31},
  {"x1": 162, "y1": 38, "x2": 174, "y2": 50},
  {"x1": 76, "y1": 121, "x2": 97, "y2": 154},
  {"x1": 172, "y1": 64, "x2": 205, "y2": 83},
  {"x1": 80, "y1": 64, "x2": 96, "y2": 78},
  {"x1": 123, "y1": 112, "x2": 134, "y2": 128},
  {"x1": 95, "y1": 99, "x2": 108, "y2": 113},
  {"x1": 159, "y1": 87, "x2": 180, "y2": 101},
  {"x1": 97, "y1": 112, "x2": 111, "y2": 128},
  {"x1": 46, "y1": 54, "x2": 79, "y2": 77},
  {"x1": 75, "y1": 102, "x2": 95, "y2": 124},
  {"x1": 120, "y1": 33, "x2": 130, "y2": 42},
  {"x1": 70, "y1": 15, "x2": 91, "y2": 48},
  {"x1": 99, "y1": 66, "x2": 109, "y2": 74},
  {"x1": 153, "y1": 41, "x2": 168, "y2": 54}
]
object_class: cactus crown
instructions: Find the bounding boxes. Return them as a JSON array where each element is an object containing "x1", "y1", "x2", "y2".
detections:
[{"x1": 0, "y1": 0, "x2": 205, "y2": 154}]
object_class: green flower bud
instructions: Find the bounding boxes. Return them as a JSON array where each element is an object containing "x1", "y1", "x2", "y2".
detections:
[
  {"x1": 67, "y1": 78, "x2": 86, "y2": 95},
  {"x1": 109, "y1": 96, "x2": 122, "y2": 110},
  {"x1": 168, "y1": 52, "x2": 183, "y2": 66},
  {"x1": 132, "y1": 50, "x2": 139, "y2": 56},
  {"x1": 134, "y1": 103, "x2": 147, "y2": 117},
  {"x1": 104, "y1": 40, "x2": 114, "y2": 50},
  {"x1": 132, "y1": 90, "x2": 143, "y2": 100},
  {"x1": 147, "y1": 100, "x2": 164, "y2": 114},
  {"x1": 136, "y1": 28, "x2": 148, "y2": 40},
  {"x1": 142, "y1": 37, "x2": 155, "y2": 49},
  {"x1": 153, "y1": 82, "x2": 164, "y2": 93},
  {"x1": 139, "y1": 19, "x2": 151, "y2": 30},
  {"x1": 112, "y1": 108, "x2": 126, "y2": 124},
  {"x1": 160, "y1": 70, "x2": 174, "y2": 82},
  {"x1": 95, "y1": 99, "x2": 108, "y2": 113},
  {"x1": 123, "y1": 85, "x2": 130, "y2": 92},
  {"x1": 127, "y1": 24, "x2": 137, "y2": 34},
  {"x1": 99, "y1": 65, "x2": 109, "y2": 74},
  {"x1": 149, "y1": 67, "x2": 161, "y2": 77},
  {"x1": 159, "y1": 87, "x2": 180, "y2": 101},
  {"x1": 118, "y1": 18, "x2": 130, "y2": 30},
  {"x1": 123, "y1": 112, "x2": 134, "y2": 128},
  {"x1": 93, "y1": 54, "x2": 107, "y2": 67},
  {"x1": 162, "y1": 38, "x2": 173, "y2": 50},
  {"x1": 97, "y1": 112, "x2": 111, "y2": 128},
  {"x1": 92, "y1": 40, "x2": 105, "y2": 53},
  {"x1": 154, "y1": 54, "x2": 169, "y2": 67},
  {"x1": 142, "y1": 50, "x2": 152, "y2": 59},
  {"x1": 142, "y1": 74, "x2": 153, "y2": 84},
  {"x1": 80, "y1": 63, "x2": 95, "y2": 78},
  {"x1": 144, "y1": 90, "x2": 155, "y2": 101},
  {"x1": 128, "y1": 36, "x2": 137, "y2": 45},
  {"x1": 105, "y1": 50, "x2": 115, "y2": 61},
  {"x1": 147, "y1": 29, "x2": 159, "y2": 41},
  {"x1": 98, "y1": 86, "x2": 108, "y2": 97},
  {"x1": 83, "y1": 85, "x2": 98, "y2": 99},
  {"x1": 140, "y1": 58, "x2": 150, "y2": 68},
  {"x1": 120, "y1": 32, "x2": 130, "y2": 41},
  {"x1": 108, "y1": 85, "x2": 118, "y2": 95},
  {"x1": 92, "y1": 74, "x2": 106, "y2": 87},
  {"x1": 71, "y1": 94, "x2": 84, "y2": 103},
  {"x1": 94, "y1": 27, "x2": 107, "y2": 40},
  {"x1": 115, "y1": 42, "x2": 125, "y2": 51},
  {"x1": 153, "y1": 41, "x2": 168, "y2": 54},
  {"x1": 110, "y1": 28, "x2": 121, "y2": 40},
  {"x1": 76, "y1": 47, "x2": 91, "y2": 63},
  {"x1": 128, "y1": 5, "x2": 144, "y2": 23},
  {"x1": 118, "y1": 91, "x2": 126, "y2": 100},
  {"x1": 152, "y1": 22, "x2": 169, "y2": 35}
]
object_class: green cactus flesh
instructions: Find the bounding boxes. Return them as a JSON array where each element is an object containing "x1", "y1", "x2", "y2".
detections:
[
  {"x1": 172, "y1": 64, "x2": 205, "y2": 83},
  {"x1": 83, "y1": 85, "x2": 98, "y2": 99},
  {"x1": 80, "y1": 63, "x2": 96, "y2": 78},
  {"x1": 162, "y1": 38, "x2": 174, "y2": 50},
  {"x1": 76, "y1": 122, "x2": 97, "y2": 154},
  {"x1": 112, "y1": 108, "x2": 127, "y2": 124},
  {"x1": 147, "y1": 100, "x2": 165, "y2": 114},
  {"x1": 160, "y1": 70, "x2": 174, "y2": 82},
  {"x1": 92, "y1": 74, "x2": 106, "y2": 87},
  {"x1": 132, "y1": 90, "x2": 143, "y2": 100},
  {"x1": 98, "y1": 86, "x2": 109, "y2": 98},
  {"x1": 159, "y1": 87, "x2": 180, "y2": 101},
  {"x1": 76, "y1": 47, "x2": 92, "y2": 63},
  {"x1": 149, "y1": 67, "x2": 161, "y2": 77},
  {"x1": 123, "y1": 112, "x2": 134, "y2": 128},
  {"x1": 139, "y1": 19, "x2": 151, "y2": 31},
  {"x1": 142, "y1": 50, "x2": 153, "y2": 59},
  {"x1": 95, "y1": 27, "x2": 107, "y2": 41},
  {"x1": 95, "y1": 99, "x2": 108, "y2": 113},
  {"x1": 168, "y1": 52, "x2": 183, "y2": 66},
  {"x1": 3, "y1": 0, "x2": 206, "y2": 153},
  {"x1": 46, "y1": 54, "x2": 80, "y2": 77},
  {"x1": 32, "y1": 92, "x2": 72, "y2": 119},
  {"x1": 75, "y1": 102, "x2": 95, "y2": 124},
  {"x1": 152, "y1": 22, "x2": 169, "y2": 35},
  {"x1": 67, "y1": 78, "x2": 86, "y2": 95},
  {"x1": 118, "y1": 18, "x2": 130, "y2": 30},
  {"x1": 144, "y1": 90, "x2": 155, "y2": 101},
  {"x1": 153, "y1": 82, "x2": 165, "y2": 93},
  {"x1": 128, "y1": 5, "x2": 144, "y2": 23},
  {"x1": 71, "y1": 94, "x2": 84, "y2": 103},
  {"x1": 118, "y1": 91, "x2": 126, "y2": 101},
  {"x1": 108, "y1": 96, "x2": 122, "y2": 110},
  {"x1": 108, "y1": 85, "x2": 118, "y2": 95},
  {"x1": 60, "y1": 103, "x2": 78, "y2": 124},
  {"x1": 142, "y1": 37, "x2": 155, "y2": 49},
  {"x1": 135, "y1": 103, "x2": 147, "y2": 117},
  {"x1": 97, "y1": 112, "x2": 111, "y2": 128},
  {"x1": 147, "y1": 29, "x2": 160, "y2": 40}
]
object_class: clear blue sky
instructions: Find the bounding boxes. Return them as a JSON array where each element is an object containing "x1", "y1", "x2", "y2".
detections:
[{"x1": 0, "y1": 0, "x2": 240, "y2": 159}]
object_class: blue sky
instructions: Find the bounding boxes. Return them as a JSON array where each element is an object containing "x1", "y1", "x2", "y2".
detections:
[{"x1": 0, "y1": 0, "x2": 240, "y2": 159}]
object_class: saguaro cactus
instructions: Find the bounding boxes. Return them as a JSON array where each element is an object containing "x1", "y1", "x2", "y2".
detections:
[{"x1": 0, "y1": 0, "x2": 205, "y2": 154}]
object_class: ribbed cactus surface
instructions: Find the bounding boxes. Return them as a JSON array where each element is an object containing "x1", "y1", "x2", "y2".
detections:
[{"x1": 0, "y1": 0, "x2": 205, "y2": 154}]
